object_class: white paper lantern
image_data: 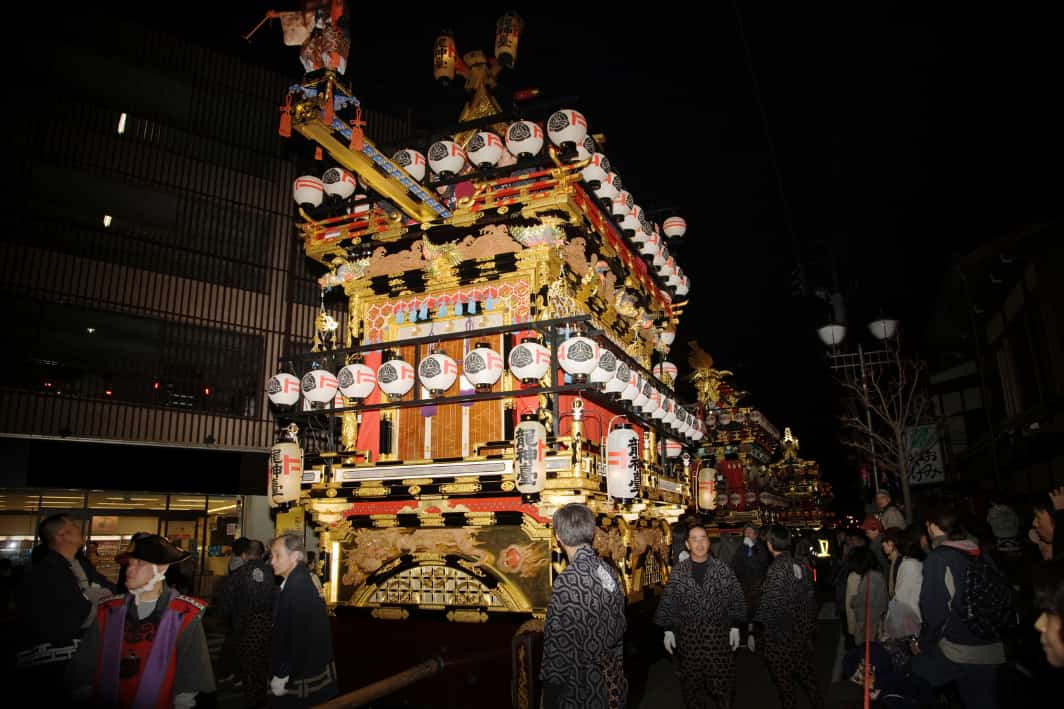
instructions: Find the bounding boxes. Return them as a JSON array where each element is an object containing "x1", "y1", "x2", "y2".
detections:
[
  {"x1": 392, "y1": 149, "x2": 427, "y2": 182},
  {"x1": 546, "y1": 109, "x2": 588, "y2": 150},
  {"x1": 462, "y1": 343, "x2": 504, "y2": 390},
  {"x1": 376, "y1": 357, "x2": 415, "y2": 400},
  {"x1": 592, "y1": 172, "x2": 620, "y2": 203},
  {"x1": 293, "y1": 175, "x2": 324, "y2": 208},
  {"x1": 659, "y1": 331, "x2": 676, "y2": 348},
  {"x1": 418, "y1": 351, "x2": 458, "y2": 396},
  {"x1": 606, "y1": 425, "x2": 640, "y2": 500},
  {"x1": 575, "y1": 134, "x2": 597, "y2": 161},
  {"x1": 663, "y1": 216, "x2": 687, "y2": 238},
  {"x1": 620, "y1": 367, "x2": 640, "y2": 401},
  {"x1": 505, "y1": 120, "x2": 544, "y2": 158},
  {"x1": 514, "y1": 414, "x2": 547, "y2": 495},
  {"x1": 322, "y1": 167, "x2": 357, "y2": 200},
  {"x1": 697, "y1": 467, "x2": 716, "y2": 511},
  {"x1": 427, "y1": 140, "x2": 467, "y2": 177},
  {"x1": 580, "y1": 153, "x2": 611, "y2": 187},
  {"x1": 606, "y1": 361, "x2": 629, "y2": 394},
  {"x1": 590, "y1": 349, "x2": 618, "y2": 387},
  {"x1": 265, "y1": 373, "x2": 300, "y2": 407},
  {"x1": 662, "y1": 398, "x2": 677, "y2": 427},
  {"x1": 675, "y1": 276, "x2": 690, "y2": 296},
  {"x1": 610, "y1": 190, "x2": 634, "y2": 218},
  {"x1": 664, "y1": 439, "x2": 683, "y2": 459},
  {"x1": 301, "y1": 369, "x2": 338, "y2": 403},
  {"x1": 632, "y1": 375, "x2": 650, "y2": 409},
  {"x1": 639, "y1": 230, "x2": 661, "y2": 257},
  {"x1": 337, "y1": 363, "x2": 376, "y2": 400},
  {"x1": 650, "y1": 389, "x2": 666, "y2": 419},
  {"x1": 652, "y1": 361, "x2": 678, "y2": 386},
  {"x1": 557, "y1": 336, "x2": 600, "y2": 381},
  {"x1": 620, "y1": 206, "x2": 641, "y2": 236},
  {"x1": 466, "y1": 131, "x2": 505, "y2": 168},
  {"x1": 269, "y1": 441, "x2": 302, "y2": 507},
  {"x1": 508, "y1": 339, "x2": 551, "y2": 383}
]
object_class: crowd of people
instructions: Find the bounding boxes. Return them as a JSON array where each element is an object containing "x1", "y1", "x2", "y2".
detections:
[
  {"x1": 4, "y1": 484, "x2": 1063, "y2": 708},
  {"x1": 542, "y1": 486, "x2": 1064, "y2": 709},
  {"x1": 6, "y1": 514, "x2": 337, "y2": 708}
]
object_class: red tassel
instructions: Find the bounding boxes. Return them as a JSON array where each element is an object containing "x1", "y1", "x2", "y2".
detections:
[
  {"x1": 278, "y1": 94, "x2": 293, "y2": 137},
  {"x1": 348, "y1": 107, "x2": 366, "y2": 152},
  {"x1": 322, "y1": 81, "x2": 334, "y2": 127},
  {"x1": 315, "y1": 147, "x2": 323, "y2": 161}
]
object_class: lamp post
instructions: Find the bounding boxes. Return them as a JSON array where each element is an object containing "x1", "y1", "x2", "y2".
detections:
[{"x1": 817, "y1": 318, "x2": 900, "y2": 495}]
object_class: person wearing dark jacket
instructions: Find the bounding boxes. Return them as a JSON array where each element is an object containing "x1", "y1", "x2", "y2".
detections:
[
  {"x1": 13, "y1": 514, "x2": 110, "y2": 702},
  {"x1": 732, "y1": 523, "x2": 770, "y2": 650},
  {"x1": 219, "y1": 538, "x2": 277, "y2": 708},
  {"x1": 912, "y1": 504, "x2": 1004, "y2": 709},
  {"x1": 755, "y1": 525, "x2": 822, "y2": 709},
  {"x1": 269, "y1": 534, "x2": 338, "y2": 707},
  {"x1": 656, "y1": 524, "x2": 746, "y2": 709},
  {"x1": 541, "y1": 504, "x2": 628, "y2": 709}
]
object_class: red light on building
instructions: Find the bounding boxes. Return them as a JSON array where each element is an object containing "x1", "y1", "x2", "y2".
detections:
[
  {"x1": 104, "y1": 389, "x2": 113, "y2": 397},
  {"x1": 153, "y1": 381, "x2": 160, "y2": 390},
  {"x1": 43, "y1": 381, "x2": 53, "y2": 388},
  {"x1": 203, "y1": 387, "x2": 211, "y2": 396}
]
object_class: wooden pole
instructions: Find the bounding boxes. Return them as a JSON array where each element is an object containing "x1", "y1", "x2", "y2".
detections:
[
  {"x1": 314, "y1": 656, "x2": 444, "y2": 709},
  {"x1": 863, "y1": 574, "x2": 871, "y2": 709}
]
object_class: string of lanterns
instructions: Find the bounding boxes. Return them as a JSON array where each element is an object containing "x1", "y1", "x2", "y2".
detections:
[
  {"x1": 291, "y1": 106, "x2": 691, "y2": 301},
  {"x1": 266, "y1": 336, "x2": 705, "y2": 443}
]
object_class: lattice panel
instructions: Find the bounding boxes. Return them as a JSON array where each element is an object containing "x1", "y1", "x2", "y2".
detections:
[{"x1": 370, "y1": 565, "x2": 503, "y2": 607}]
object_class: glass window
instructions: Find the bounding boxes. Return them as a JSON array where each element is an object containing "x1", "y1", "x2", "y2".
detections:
[
  {"x1": 0, "y1": 492, "x2": 43, "y2": 513},
  {"x1": 37, "y1": 491, "x2": 87, "y2": 509},
  {"x1": 204, "y1": 496, "x2": 240, "y2": 577},
  {"x1": 168, "y1": 495, "x2": 206, "y2": 512},
  {"x1": 0, "y1": 513, "x2": 39, "y2": 568},
  {"x1": 88, "y1": 491, "x2": 167, "y2": 510}
]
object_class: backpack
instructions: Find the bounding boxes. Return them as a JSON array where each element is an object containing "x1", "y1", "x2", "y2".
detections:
[{"x1": 944, "y1": 549, "x2": 1016, "y2": 640}]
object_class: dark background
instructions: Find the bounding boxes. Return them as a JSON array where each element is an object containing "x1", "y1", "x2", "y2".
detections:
[{"x1": 97, "y1": 4, "x2": 1064, "y2": 501}]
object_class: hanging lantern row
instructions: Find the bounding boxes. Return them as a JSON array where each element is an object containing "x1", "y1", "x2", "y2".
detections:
[
  {"x1": 292, "y1": 167, "x2": 360, "y2": 209},
  {"x1": 266, "y1": 338, "x2": 703, "y2": 442}
]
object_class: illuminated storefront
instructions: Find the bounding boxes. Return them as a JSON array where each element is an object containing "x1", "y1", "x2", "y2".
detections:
[{"x1": 0, "y1": 489, "x2": 242, "y2": 598}]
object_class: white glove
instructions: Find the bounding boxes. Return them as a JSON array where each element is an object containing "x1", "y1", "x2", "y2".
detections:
[
  {"x1": 678, "y1": 550, "x2": 690, "y2": 562},
  {"x1": 270, "y1": 676, "x2": 289, "y2": 697},
  {"x1": 747, "y1": 633, "x2": 756, "y2": 652},
  {"x1": 663, "y1": 630, "x2": 676, "y2": 655},
  {"x1": 729, "y1": 627, "x2": 740, "y2": 651}
]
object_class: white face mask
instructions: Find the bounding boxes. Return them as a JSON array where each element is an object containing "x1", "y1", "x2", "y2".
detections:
[{"x1": 743, "y1": 537, "x2": 755, "y2": 548}]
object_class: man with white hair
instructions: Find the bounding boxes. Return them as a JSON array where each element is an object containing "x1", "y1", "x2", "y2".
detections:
[
  {"x1": 875, "y1": 490, "x2": 906, "y2": 530},
  {"x1": 269, "y1": 533, "x2": 338, "y2": 707},
  {"x1": 68, "y1": 534, "x2": 215, "y2": 708}
]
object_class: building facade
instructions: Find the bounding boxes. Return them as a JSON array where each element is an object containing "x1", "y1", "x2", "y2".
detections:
[
  {"x1": 926, "y1": 222, "x2": 1064, "y2": 493},
  {"x1": 0, "y1": 13, "x2": 410, "y2": 583}
]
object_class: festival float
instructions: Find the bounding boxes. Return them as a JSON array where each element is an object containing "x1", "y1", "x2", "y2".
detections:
[
  {"x1": 258, "y1": 7, "x2": 700, "y2": 624},
  {"x1": 689, "y1": 343, "x2": 833, "y2": 530}
]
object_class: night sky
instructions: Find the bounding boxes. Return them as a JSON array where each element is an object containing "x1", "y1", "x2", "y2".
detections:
[{"x1": 122, "y1": 4, "x2": 1061, "y2": 498}]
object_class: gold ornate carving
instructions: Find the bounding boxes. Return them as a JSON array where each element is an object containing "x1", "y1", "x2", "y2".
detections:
[
  {"x1": 370, "y1": 607, "x2": 410, "y2": 621},
  {"x1": 439, "y1": 482, "x2": 481, "y2": 495},
  {"x1": 447, "y1": 609, "x2": 489, "y2": 623},
  {"x1": 500, "y1": 480, "x2": 516, "y2": 492},
  {"x1": 356, "y1": 486, "x2": 389, "y2": 498}
]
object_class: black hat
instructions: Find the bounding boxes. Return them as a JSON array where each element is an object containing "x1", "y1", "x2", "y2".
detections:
[{"x1": 115, "y1": 534, "x2": 189, "y2": 565}]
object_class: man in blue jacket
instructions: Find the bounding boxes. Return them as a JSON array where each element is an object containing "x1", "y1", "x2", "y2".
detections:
[{"x1": 912, "y1": 504, "x2": 1004, "y2": 709}]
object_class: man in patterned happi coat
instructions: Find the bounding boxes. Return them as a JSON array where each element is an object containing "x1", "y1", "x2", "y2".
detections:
[
  {"x1": 755, "y1": 524, "x2": 823, "y2": 709},
  {"x1": 655, "y1": 524, "x2": 746, "y2": 709},
  {"x1": 541, "y1": 503, "x2": 628, "y2": 709}
]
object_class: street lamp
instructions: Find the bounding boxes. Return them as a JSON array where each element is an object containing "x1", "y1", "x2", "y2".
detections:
[{"x1": 818, "y1": 315, "x2": 900, "y2": 495}]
